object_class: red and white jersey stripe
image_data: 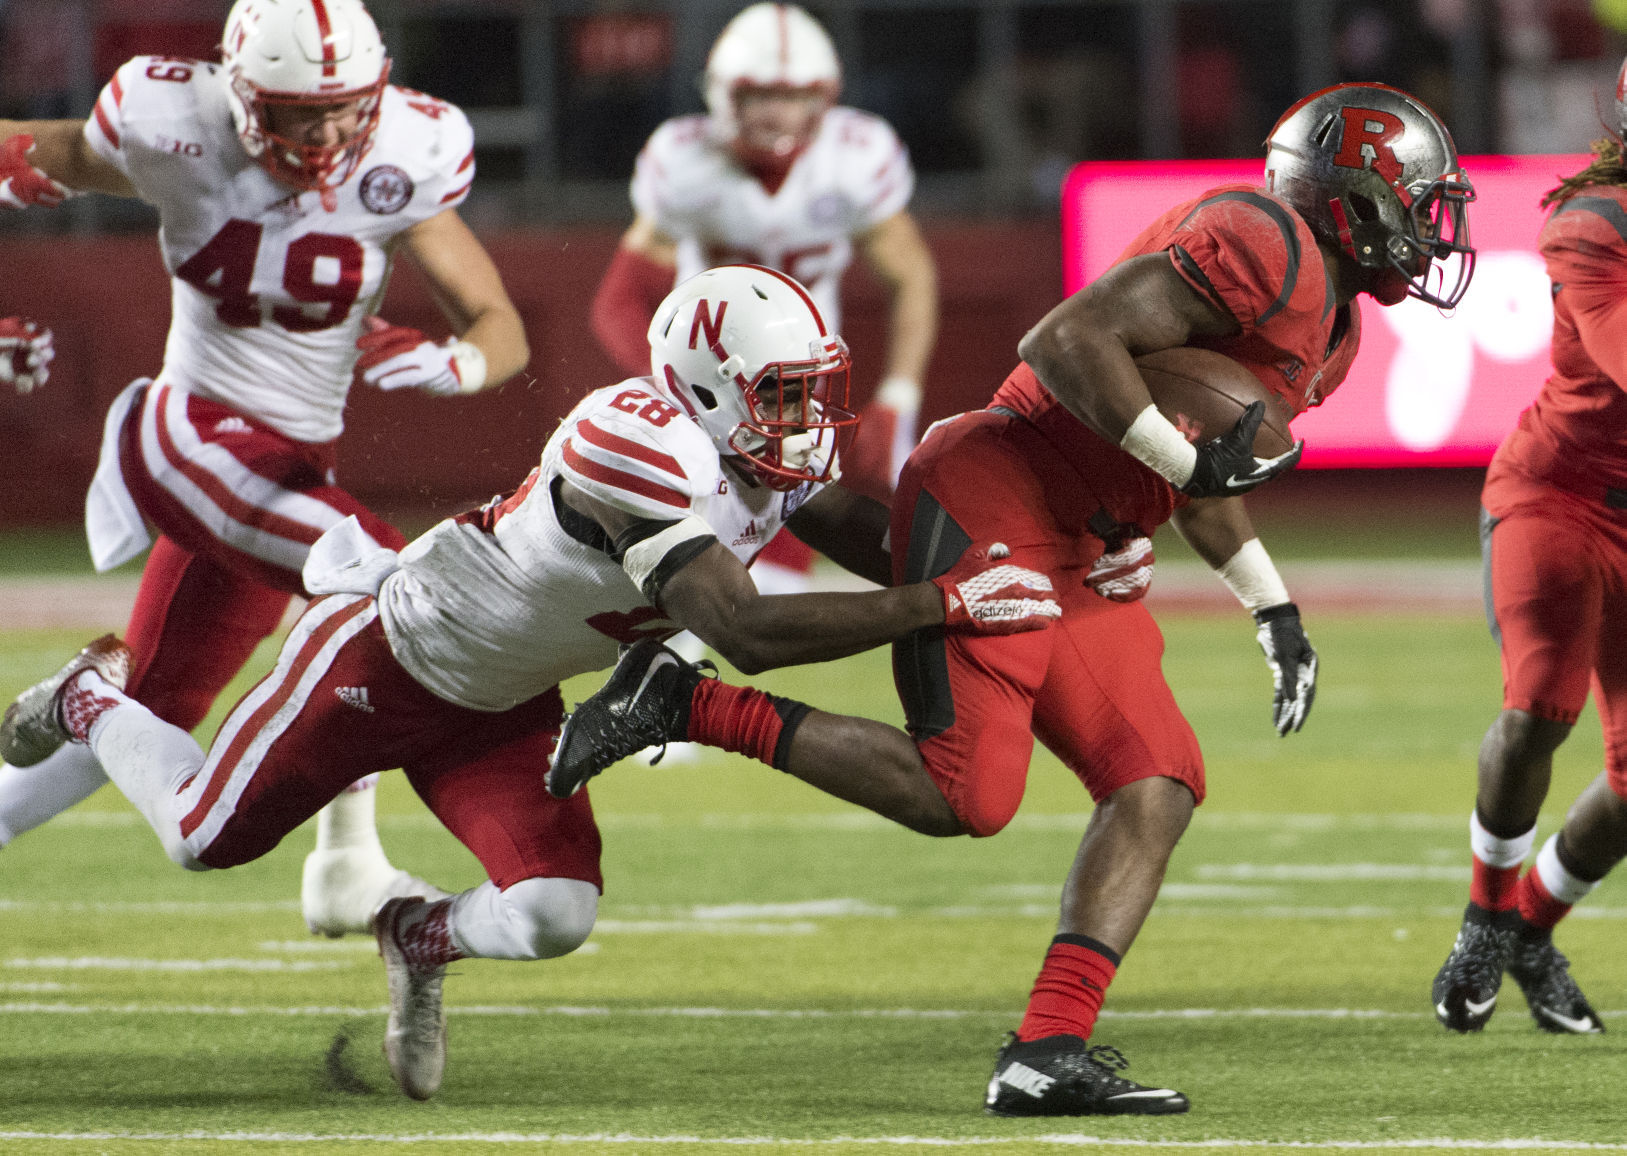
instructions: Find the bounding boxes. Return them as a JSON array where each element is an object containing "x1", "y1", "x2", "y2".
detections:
[
  {"x1": 84, "y1": 57, "x2": 474, "y2": 443},
  {"x1": 376, "y1": 378, "x2": 824, "y2": 712}
]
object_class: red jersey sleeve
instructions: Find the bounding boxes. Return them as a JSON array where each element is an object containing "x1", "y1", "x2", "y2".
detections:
[
  {"x1": 1543, "y1": 194, "x2": 1627, "y2": 392},
  {"x1": 1162, "y1": 189, "x2": 1324, "y2": 336}
]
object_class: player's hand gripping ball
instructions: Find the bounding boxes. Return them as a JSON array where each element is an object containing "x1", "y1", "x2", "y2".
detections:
[{"x1": 934, "y1": 542, "x2": 1062, "y2": 635}]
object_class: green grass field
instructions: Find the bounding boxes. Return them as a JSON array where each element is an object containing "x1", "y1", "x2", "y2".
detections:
[{"x1": 1, "y1": 485, "x2": 1622, "y2": 1155}]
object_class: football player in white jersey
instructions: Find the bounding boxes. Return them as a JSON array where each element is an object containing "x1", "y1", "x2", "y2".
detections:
[
  {"x1": 591, "y1": 1, "x2": 938, "y2": 593},
  {"x1": 0, "y1": 263, "x2": 1058, "y2": 1099},
  {"x1": 0, "y1": 0, "x2": 529, "y2": 937}
]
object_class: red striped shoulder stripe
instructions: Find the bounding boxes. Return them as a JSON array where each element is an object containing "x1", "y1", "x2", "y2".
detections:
[
  {"x1": 573, "y1": 417, "x2": 685, "y2": 477},
  {"x1": 562, "y1": 442, "x2": 688, "y2": 509}
]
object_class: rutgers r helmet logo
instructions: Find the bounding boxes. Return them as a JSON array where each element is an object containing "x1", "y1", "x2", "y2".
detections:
[{"x1": 1332, "y1": 106, "x2": 1406, "y2": 190}]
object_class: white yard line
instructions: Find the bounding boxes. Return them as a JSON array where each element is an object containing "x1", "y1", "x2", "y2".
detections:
[{"x1": 1, "y1": 1130, "x2": 1624, "y2": 1149}]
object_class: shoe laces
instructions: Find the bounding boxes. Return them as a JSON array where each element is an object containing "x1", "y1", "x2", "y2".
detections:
[
  {"x1": 646, "y1": 658, "x2": 717, "y2": 767},
  {"x1": 1084, "y1": 1044, "x2": 1129, "y2": 1073}
]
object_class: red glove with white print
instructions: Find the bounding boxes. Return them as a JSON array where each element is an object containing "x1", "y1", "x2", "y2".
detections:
[
  {"x1": 933, "y1": 542, "x2": 1061, "y2": 635},
  {"x1": 1086, "y1": 536, "x2": 1155, "y2": 603},
  {"x1": 0, "y1": 317, "x2": 53, "y2": 393},
  {"x1": 356, "y1": 316, "x2": 486, "y2": 397},
  {"x1": 0, "y1": 135, "x2": 71, "y2": 209}
]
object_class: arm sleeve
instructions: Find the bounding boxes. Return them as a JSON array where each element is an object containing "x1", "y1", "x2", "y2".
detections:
[
  {"x1": 845, "y1": 113, "x2": 915, "y2": 230},
  {"x1": 558, "y1": 401, "x2": 702, "y2": 522},
  {"x1": 1546, "y1": 208, "x2": 1627, "y2": 390},
  {"x1": 592, "y1": 246, "x2": 674, "y2": 376},
  {"x1": 405, "y1": 94, "x2": 476, "y2": 210},
  {"x1": 83, "y1": 58, "x2": 146, "y2": 177},
  {"x1": 1164, "y1": 193, "x2": 1310, "y2": 332}
]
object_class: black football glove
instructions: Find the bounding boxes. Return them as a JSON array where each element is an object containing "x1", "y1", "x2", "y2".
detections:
[
  {"x1": 1180, "y1": 402, "x2": 1304, "y2": 498},
  {"x1": 1253, "y1": 601, "x2": 1317, "y2": 736}
]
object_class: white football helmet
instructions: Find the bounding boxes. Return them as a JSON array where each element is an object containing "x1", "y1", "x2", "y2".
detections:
[
  {"x1": 704, "y1": 3, "x2": 840, "y2": 170},
  {"x1": 220, "y1": 0, "x2": 390, "y2": 197},
  {"x1": 1265, "y1": 82, "x2": 1475, "y2": 309},
  {"x1": 649, "y1": 264, "x2": 857, "y2": 491}
]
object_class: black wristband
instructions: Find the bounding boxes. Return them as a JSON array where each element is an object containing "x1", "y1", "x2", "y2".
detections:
[{"x1": 1251, "y1": 601, "x2": 1299, "y2": 625}]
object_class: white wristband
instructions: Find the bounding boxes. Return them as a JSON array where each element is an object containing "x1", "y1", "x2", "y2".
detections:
[
  {"x1": 448, "y1": 340, "x2": 488, "y2": 395},
  {"x1": 1119, "y1": 404, "x2": 1197, "y2": 487},
  {"x1": 1215, "y1": 538, "x2": 1290, "y2": 611}
]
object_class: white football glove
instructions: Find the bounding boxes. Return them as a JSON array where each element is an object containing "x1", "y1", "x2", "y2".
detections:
[
  {"x1": 0, "y1": 317, "x2": 54, "y2": 393},
  {"x1": 356, "y1": 317, "x2": 486, "y2": 397},
  {"x1": 1253, "y1": 602, "x2": 1317, "y2": 735},
  {"x1": 0, "y1": 134, "x2": 72, "y2": 209},
  {"x1": 1086, "y1": 536, "x2": 1154, "y2": 602},
  {"x1": 933, "y1": 542, "x2": 1062, "y2": 635}
]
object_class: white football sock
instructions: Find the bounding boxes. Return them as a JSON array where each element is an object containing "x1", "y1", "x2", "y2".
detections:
[
  {"x1": 1470, "y1": 809, "x2": 1534, "y2": 868},
  {"x1": 1534, "y1": 833, "x2": 1598, "y2": 905},
  {"x1": 0, "y1": 743, "x2": 108, "y2": 846},
  {"x1": 313, "y1": 773, "x2": 385, "y2": 854},
  {"x1": 447, "y1": 877, "x2": 598, "y2": 961}
]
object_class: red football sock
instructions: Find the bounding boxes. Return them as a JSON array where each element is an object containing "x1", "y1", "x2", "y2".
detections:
[
  {"x1": 1515, "y1": 868, "x2": 1571, "y2": 931},
  {"x1": 1470, "y1": 857, "x2": 1523, "y2": 911},
  {"x1": 686, "y1": 679, "x2": 811, "y2": 770},
  {"x1": 1016, "y1": 935, "x2": 1121, "y2": 1043}
]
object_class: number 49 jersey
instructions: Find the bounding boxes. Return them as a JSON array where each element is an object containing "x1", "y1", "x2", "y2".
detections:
[
  {"x1": 377, "y1": 378, "x2": 824, "y2": 713},
  {"x1": 84, "y1": 56, "x2": 474, "y2": 444}
]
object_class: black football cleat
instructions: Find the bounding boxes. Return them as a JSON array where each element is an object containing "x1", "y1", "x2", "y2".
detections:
[
  {"x1": 1507, "y1": 933, "x2": 1604, "y2": 1034},
  {"x1": 546, "y1": 637, "x2": 714, "y2": 799},
  {"x1": 1432, "y1": 904, "x2": 1517, "y2": 1032},
  {"x1": 984, "y1": 1034, "x2": 1190, "y2": 1117}
]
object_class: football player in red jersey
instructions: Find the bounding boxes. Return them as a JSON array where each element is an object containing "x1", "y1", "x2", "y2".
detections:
[
  {"x1": 1427, "y1": 57, "x2": 1627, "y2": 1040},
  {"x1": 549, "y1": 82, "x2": 1477, "y2": 1115},
  {"x1": 591, "y1": 2, "x2": 938, "y2": 592},
  {"x1": 0, "y1": 0, "x2": 529, "y2": 936}
]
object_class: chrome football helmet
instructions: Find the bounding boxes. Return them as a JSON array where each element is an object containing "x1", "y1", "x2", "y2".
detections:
[
  {"x1": 649, "y1": 264, "x2": 856, "y2": 491},
  {"x1": 220, "y1": 0, "x2": 390, "y2": 199},
  {"x1": 1265, "y1": 82, "x2": 1475, "y2": 309},
  {"x1": 704, "y1": 3, "x2": 841, "y2": 172}
]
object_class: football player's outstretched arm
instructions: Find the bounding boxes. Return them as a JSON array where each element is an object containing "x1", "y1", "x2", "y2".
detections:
[
  {"x1": 784, "y1": 485, "x2": 892, "y2": 588},
  {"x1": 395, "y1": 208, "x2": 530, "y2": 390},
  {"x1": 0, "y1": 120, "x2": 133, "y2": 198},
  {"x1": 591, "y1": 215, "x2": 679, "y2": 376},
  {"x1": 856, "y1": 210, "x2": 938, "y2": 393}
]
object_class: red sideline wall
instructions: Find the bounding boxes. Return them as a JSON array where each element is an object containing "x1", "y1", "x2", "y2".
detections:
[{"x1": 0, "y1": 220, "x2": 1061, "y2": 527}]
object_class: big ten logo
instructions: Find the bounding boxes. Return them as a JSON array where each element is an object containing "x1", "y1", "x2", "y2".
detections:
[{"x1": 1374, "y1": 249, "x2": 1551, "y2": 450}]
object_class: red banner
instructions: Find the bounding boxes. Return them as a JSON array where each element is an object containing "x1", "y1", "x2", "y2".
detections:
[{"x1": 1062, "y1": 155, "x2": 1586, "y2": 467}]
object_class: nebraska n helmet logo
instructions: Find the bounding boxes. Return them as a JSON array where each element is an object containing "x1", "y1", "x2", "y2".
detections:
[{"x1": 1332, "y1": 106, "x2": 1406, "y2": 195}]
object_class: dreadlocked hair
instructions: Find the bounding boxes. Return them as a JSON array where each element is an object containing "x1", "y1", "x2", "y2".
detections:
[{"x1": 1542, "y1": 136, "x2": 1627, "y2": 209}]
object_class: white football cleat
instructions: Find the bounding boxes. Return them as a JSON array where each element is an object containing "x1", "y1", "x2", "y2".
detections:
[
  {"x1": 375, "y1": 897, "x2": 448, "y2": 1100},
  {"x1": 302, "y1": 846, "x2": 449, "y2": 938}
]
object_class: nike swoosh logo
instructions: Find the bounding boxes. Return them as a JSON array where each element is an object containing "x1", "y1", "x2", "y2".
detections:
[
  {"x1": 630, "y1": 653, "x2": 677, "y2": 707},
  {"x1": 1224, "y1": 474, "x2": 1258, "y2": 490},
  {"x1": 1535, "y1": 1006, "x2": 1601, "y2": 1033},
  {"x1": 1464, "y1": 994, "x2": 1497, "y2": 1016},
  {"x1": 1106, "y1": 1088, "x2": 1180, "y2": 1101}
]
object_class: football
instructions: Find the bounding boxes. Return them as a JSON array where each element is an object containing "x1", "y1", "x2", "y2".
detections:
[{"x1": 1134, "y1": 347, "x2": 1295, "y2": 459}]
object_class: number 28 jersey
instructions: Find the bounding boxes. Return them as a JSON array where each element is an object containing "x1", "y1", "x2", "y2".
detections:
[
  {"x1": 377, "y1": 378, "x2": 824, "y2": 712},
  {"x1": 84, "y1": 56, "x2": 474, "y2": 444}
]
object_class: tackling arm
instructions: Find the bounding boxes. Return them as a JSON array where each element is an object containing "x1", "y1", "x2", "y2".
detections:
[
  {"x1": 0, "y1": 120, "x2": 133, "y2": 198},
  {"x1": 785, "y1": 485, "x2": 893, "y2": 588},
  {"x1": 591, "y1": 215, "x2": 679, "y2": 377},
  {"x1": 393, "y1": 208, "x2": 530, "y2": 391}
]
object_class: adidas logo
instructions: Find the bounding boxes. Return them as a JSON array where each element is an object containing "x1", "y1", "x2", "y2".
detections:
[
  {"x1": 998, "y1": 1061, "x2": 1056, "y2": 1099},
  {"x1": 214, "y1": 416, "x2": 253, "y2": 436},
  {"x1": 336, "y1": 686, "x2": 374, "y2": 713},
  {"x1": 732, "y1": 520, "x2": 762, "y2": 547}
]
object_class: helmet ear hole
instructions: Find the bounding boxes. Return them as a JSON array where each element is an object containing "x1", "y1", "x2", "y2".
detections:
[
  {"x1": 692, "y1": 385, "x2": 718, "y2": 410},
  {"x1": 1347, "y1": 192, "x2": 1379, "y2": 223}
]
